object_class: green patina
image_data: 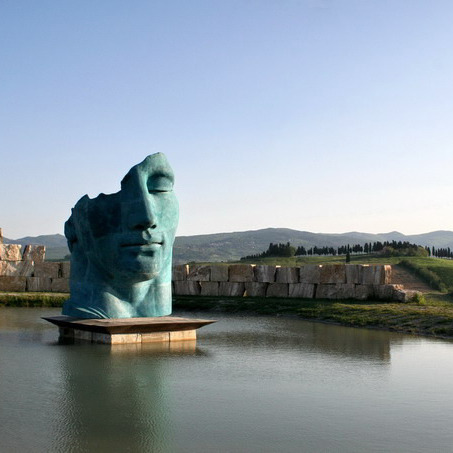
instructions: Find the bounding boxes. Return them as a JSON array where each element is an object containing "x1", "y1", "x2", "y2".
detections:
[{"x1": 62, "y1": 153, "x2": 179, "y2": 319}]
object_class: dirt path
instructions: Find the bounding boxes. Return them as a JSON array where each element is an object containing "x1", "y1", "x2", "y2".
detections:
[{"x1": 391, "y1": 264, "x2": 433, "y2": 292}]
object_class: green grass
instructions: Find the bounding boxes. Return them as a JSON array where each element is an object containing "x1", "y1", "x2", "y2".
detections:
[
  {"x1": 173, "y1": 293, "x2": 453, "y2": 338},
  {"x1": 399, "y1": 259, "x2": 447, "y2": 292},
  {"x1": 237, "y1": 253, "x2": 406, "y2": 266},
  {"x1": 0, "y1": 292, "x2": 68, "y2": 307}
]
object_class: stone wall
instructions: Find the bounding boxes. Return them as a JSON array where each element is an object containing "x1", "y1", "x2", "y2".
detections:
[
  {"x1": 0, "y1": 252, "x2": 413, "y2": 301},
  {"x1": 172, "y1": 263, "x2": 409, "y2": 301},
  {"x1": 0, "y1": 241, "x2": 70, "y2": 292}
]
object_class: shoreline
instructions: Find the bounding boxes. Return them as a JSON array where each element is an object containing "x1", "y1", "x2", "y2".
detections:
[
  {"x1": 291, "y1": 316, "x2": 453, "y2": 341},
  {"x1": 1, "y1": 292, "x2": 453, "y2": 340}
]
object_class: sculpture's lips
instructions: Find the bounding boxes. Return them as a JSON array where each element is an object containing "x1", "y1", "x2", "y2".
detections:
[
  {"x1": 120, "y1": 236, "x2": 164, "y2": 250},
  {"x1": 120, "y1": 241, "x2": 163, "y2": 255},
  {"x1": 120, "y1": 241, "x2": 163, "y2": 247}
]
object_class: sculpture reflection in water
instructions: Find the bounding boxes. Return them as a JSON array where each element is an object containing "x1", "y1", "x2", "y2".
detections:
[
  {"x1": 55, "y1": 342, "x2": 198, "y2": 452},
  {"x1": 63, "y1": 153, "x2": 179, "y2": 319}
]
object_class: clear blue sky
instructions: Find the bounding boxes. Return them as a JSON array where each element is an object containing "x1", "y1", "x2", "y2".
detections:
[{"x1": 1, "y1": 0, "x2": 453, "y2": 239}]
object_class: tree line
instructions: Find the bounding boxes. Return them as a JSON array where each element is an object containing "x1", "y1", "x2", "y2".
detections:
[
  {"x1": 240, "y1": 240, "x2": 453, "y2": 260},
  {"x1": 431, "y1": 247, "x2": 453, "y2": 259},
  {"x1": 241, "y1": 242, "x2": 297, "y2": 260}
]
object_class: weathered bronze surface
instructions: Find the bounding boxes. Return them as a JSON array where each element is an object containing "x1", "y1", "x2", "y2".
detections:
[{"x1": 63, "y1": 153, "x2": 179, "y2": 319}]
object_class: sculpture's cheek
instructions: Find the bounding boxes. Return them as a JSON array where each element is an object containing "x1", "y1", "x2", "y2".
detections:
[{"x1": 156, "y1": 194, "x2": 179, "y2": 234}]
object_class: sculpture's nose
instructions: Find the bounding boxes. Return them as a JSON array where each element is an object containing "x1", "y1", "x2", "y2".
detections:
[{"x1": 125, "y1": 196, "x2": 157, "y2": 231}]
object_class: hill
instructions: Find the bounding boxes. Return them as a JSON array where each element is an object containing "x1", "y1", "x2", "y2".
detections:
[
  {"x1": 173, "y1": 228, "x2": 453, "y2": 263},
  {"x1": 4, "y1": 234, "x2": 67, "y2": 248},
  {"x1": 5, "y1": 228, "x2": 453, "y2": 263}
]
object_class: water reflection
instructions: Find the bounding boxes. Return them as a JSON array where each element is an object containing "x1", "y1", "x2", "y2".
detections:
[
  {"x1": 200, "y1": 314, "x2": 392, "y2": 363},
  {"x1": 108, "y1": 340, "x2": 197, "y2": 355},
  {"x1": 307, "y1": 322, "x2": 391, "y2": 361},
  {"x1": 1, "y1": 308, "x2": 453, "y2": 453},
  {"x1": 54, "y1": 341, "x2": 201, "y2": 452}
]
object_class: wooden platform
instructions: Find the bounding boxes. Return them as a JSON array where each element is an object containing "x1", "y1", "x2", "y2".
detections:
[{"x1": 43, "y1": 316, "x2": 216, "y2": 345}]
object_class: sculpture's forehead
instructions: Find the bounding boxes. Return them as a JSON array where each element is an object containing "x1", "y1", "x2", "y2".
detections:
[{"x1": 125, "y1": 153, "x2": 174, "y2": 181}]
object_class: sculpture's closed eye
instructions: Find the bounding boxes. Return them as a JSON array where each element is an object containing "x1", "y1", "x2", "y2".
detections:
[{"x1": 148, "y1": 175, "x2": 173, "y2": 194}]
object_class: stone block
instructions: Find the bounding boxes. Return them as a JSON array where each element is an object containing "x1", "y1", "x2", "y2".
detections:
[
  {"x1": 360, "y1": 265, "x2": 373, "y2": 284},
  {"x1": 111, "y1": 334, "x2": 142, "y2": 344},
  {"x1": 276, "y1": 267, "x2": 299, "y2": 283},
  {"x1": 361, "y1": 265, "x2": 386, "y2": 285},
  {"x1": 187, "y1": 265, "x2": 210, "y2": 282},
  {"x1": 93, "y1": 332, "x2": 130, "y2": 344},
  {"x1": 315, "y1": 284, "x2": 338, "y2": 299},
  {"x1": 59, "y1": 327, "x2": 74, "y2": 339},
  {"x1": 51, "y1": 278, "x2": 70, "y2": 293},
  {"x1": 22, "y1": 245, "x2": 46, "y2": 262},
  {"x1": 229, "y1": 264, "x2": 254, "y2": 282},
  {"x1": 392, "y1": 288, "x2": 407, "y2": 302},
  {"x1": 60, "y1": 262, "x2": 71, "y2": 278},
  {"x1": 319, "y1": 265, "x2": 346, "y2": 284},
  {"x1": 253, "y1": 265, "x2": 276, "y2": 283},
  {"x1": 210, "y1": 265, "x2": 229, "y2": 282},
  {"x1": 90, "y1": 332, "x2": 109, "y2": 343},
  {"x1": 0, "y1": 276, "x2": 27, "y2": 291},
  {"x1": 393, "y1": 289, "x2": 421, "y2": 303},
  {"x1": 173, "y1": 281, "x2": 201, "y2": 296},
  {"x1": 74, "y1": 330, "x2": 93, "y2": 342},
  {"x1": 299, "y1": 265, "x2": 321, "y2": 283},
  {"x1": 335, "y1": 283, "x2": 356, "y2": 299},
  {"x1": 172, "y1": 264, "x2": 188, "y2": 281},
  {"x1": 140, "y1": 332, "x2": 170, "y2": 343},
  {"x1": 200, "y1": 281, "x2": 219, "y2": 296},
  {"x1": 288, "y1": 283, "x2": 315, "y2": 298},
  {"x1": 354, "y1": 284, "x2": 373, "y2": 300},
  {"x1": 266, "y1": 283, "x2": 289, "y2": 298},
  {"x1": 0, "y1": 244, "x2": 22, "y2": 261},
  {"x1": 384, "y1": 265, "x2": 392, "y2": 284},
  {"x1": 245, "y1": 282, "x2": 268, "y2": 297},
  {"x1": 373, "y1": 284, "x2": 395, "y2": 300},
  {"x1": 345, "y1": 265, "x2": 362, "y2": 284},
  {"x1": 33, "y1": 262, "x2": 60, "y2": 279},
  {"x1": 218, "y1": 282, "x2": 245, "y2": 297},
  {"x1": 0, "y1": 260, "x2": 34, "y2": 277},
  {"x1": 374, "y1": 265, "x2": 385, "y2": 285},
  {"x1": 170, "y1": 330, "x2": 197, "y2": 341},
  {"x1": 26, "y1": 277, "x2": 52, "y2": 292}
]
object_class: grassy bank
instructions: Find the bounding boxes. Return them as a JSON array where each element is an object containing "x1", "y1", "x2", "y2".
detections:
[
  {"x1": 2, "y1": 291, "x2": 453, "y2": 338},
  {"x1": 0, "y1": 292, "x2": 69, "y2": 307},
  {"x1": 173, "y1": 293, "x2": 453, "y2": 338}
]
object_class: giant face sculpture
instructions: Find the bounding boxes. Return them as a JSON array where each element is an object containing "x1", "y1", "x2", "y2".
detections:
[{"x1": 62, "y1": 153, "x2": 179, "y2": 319}]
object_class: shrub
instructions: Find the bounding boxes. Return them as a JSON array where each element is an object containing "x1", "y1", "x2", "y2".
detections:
[{"x1": 409, "y1": 292, "x2": 427, "y2": 304}]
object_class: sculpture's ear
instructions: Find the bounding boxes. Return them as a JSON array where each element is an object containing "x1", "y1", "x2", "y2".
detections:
[{"x1": 64, "y1": 212, "x2": 77, "y2": 252}]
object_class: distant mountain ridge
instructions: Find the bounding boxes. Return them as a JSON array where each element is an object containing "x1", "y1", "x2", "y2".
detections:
[
  {"x1": 4, "y1": 234, "x2": 67, "y2": 248},
  {"x1": 5, "y1": 228, "x2": 453, "y2": 263},
  {"x1": 172, "y1": 228, "x2": 453, "y2": 263}
]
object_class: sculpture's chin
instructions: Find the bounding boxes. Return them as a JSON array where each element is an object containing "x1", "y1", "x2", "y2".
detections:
[
  {"x1": 90, "y1": 256, "x2": 161, "y2": 284},
  {"x1": 113, "y1": 264, "x2": 162, "y2": 283},
  {"x1": 126, "y1": 271, "x2": 160, "y2": 283}
]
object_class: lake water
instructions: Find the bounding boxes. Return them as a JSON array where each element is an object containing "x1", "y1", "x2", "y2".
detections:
[{"x1": 1, "y1": 308, "x2": 453, "y2": 453}]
